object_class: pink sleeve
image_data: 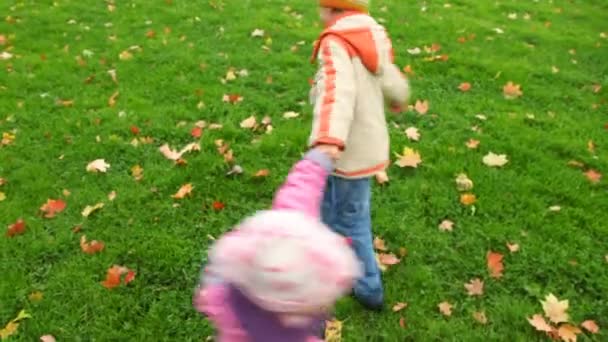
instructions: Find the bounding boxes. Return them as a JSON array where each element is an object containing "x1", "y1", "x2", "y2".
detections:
[
  {"x1": 271, "y1": 150, "x2": 333, "y2": 219},
  {"x1": 194, "y1": 284, "x2": 248, "y2": 342}
]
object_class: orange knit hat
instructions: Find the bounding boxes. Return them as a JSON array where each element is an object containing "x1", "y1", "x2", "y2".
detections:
[{"x1": 319, "y1": 0, "x2": 369, "y2": 12}]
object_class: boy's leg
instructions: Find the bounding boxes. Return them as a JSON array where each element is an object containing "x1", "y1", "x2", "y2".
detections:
[{"x1": 321, "y1": 176, "x2": 384, "y2": 310}]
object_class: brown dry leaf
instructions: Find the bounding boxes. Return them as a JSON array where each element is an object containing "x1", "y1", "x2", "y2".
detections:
[
  {"x1": 464, "y1": 278, "x2": 484, "y2": 296},
  {"x1": 458, "y1": 82, "x2": 472, "y2": 92},
  {"x1": 466, "y1": 138, "x2": 480, "y2": 149},
  {"x1": 0, "y1": 177, "x2": 5, "y2": 186},
  {"x1": 240, "y1": 115, "x2": 257, "y2": 129},
  {"x1": 438, "y1": 219, "x2": 454, "y2": 232},
  {"x1": 438, "y1": 301, "x2": 453, "y2": 316},
  {"x1": 414, "y1": 100, "x2": 429, "y2": 114},
  {"x1": 86, "y1": 159, "x2": 111, "y2": 173},
  {"x1": 392, "y1": 302, "x2": 408, "y2": 312},
  {"x1": 473, "y1": 311, "x2": 488, "y2": 324},
  {"x1": 455, "y1": 173, "x2": 474, "y2": 191},
  {"x1": 483, "y1": 152, "x2": 509, "y2": 167},
  {"x1": 82, "y1": 202, "x2": 104, "y2": 217},
  {"x1": 172, "y1": 183, "x2": 193, "y2": 199},
  {"x1": 541, "y1": 294, "x2": 569, "y2": 324},
  {"x1": 373, "y1": 237, "x2": 388, "y2": 251},
  {"x1": 487, "y1": 251, "x2": 504, "y2": 278},
  {"x1": 80, "y1": 235, "x2": 105, "y2": 254},
  {"x1": 405, "y1": 127, "x2": 420, "y2": 141},
  {"x1": 528, "y1": 314, "x2": 555, "y2": 333},
  {"x1": 460, "y1": 193, "x2": 477, "y2": 206},
  {"x1": 584, "y1": 169, "x2": 602, "y2": 183},
  {"x1": 591, "y1": 84, "x2": 602, "y2": 93},
  {"x1": 254, "y1": 169, "x2": 270, "y2": 178},
  {"x1": 375, "y1": 171, "x2": 389, "y2": 184},
  {"x1": 581, "y1": 320, "x2": 599, "y2": 334},
  {"x1": 108, "y1": 91, "x2": 119, "y2": 107},
  {"x1": 28, "y1": 291, "x2": 43, "y2": 302},
  {"x1": 558, "y1": 324, "x2": 581, "y2": 342},
  {"x1": 325, "y1": 319, "x2": 342, "y2": 342},
  {"x1": 506, "y1": 242, "x2": 520, "y2": 253},
  {"x1": 222, "y1": 94, "x2": 243, "y2": 104},
  {"x1": 399, "y1": 317, "x2": 406, "y2": 329},
  {"x1": 131, "y1": 165, "x2": 144, "y2": 181},
  {"x1": 395, "y1": 147, "x2": 422, "y2": 168},
  {"x1": 503, "y1": 81, "x2": 523, "y2": 99},
  {"x1": 0, "y1": 310, "x2": 31, "y2": 340}
]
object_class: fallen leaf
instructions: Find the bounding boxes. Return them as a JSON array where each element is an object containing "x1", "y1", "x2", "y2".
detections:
[
  {"x1": 405, "y1": 127, "x2": 420, "y2": 141},
  {"x1": 108, "y1": 91, "x2": 119, "y2": 107},
  {"x1": 86, "y1": 159, "x2": 111, "y2": 173},
  {"x1": 395, "y1": 147, "x2": 422, "y2": 168},
  {"x1": 40, "y1": 335, "x2": 56, "y2": 342},
  {"x1": 159, "y1": 142, "x2": 200, "y2": 161},
  {"x1": 567, "y1": 160, "x2": 585, "y2": 168},
  {"x1": 587, "y1": 140, "x2": 595, "y2": 153},
  {"x1": 119, "y1": 50, "x2": 133, "y2": 60},
  {"x1": 458, "y1": 82, "x2": 472, "y2": 92},
  {"x1": 283, "y1": 111, "x2": 300, "y2": 119},
  {"x1": 399, "y1": 317, "x2": 406, "y2": 329},
  {"x1": 325, "y1": 319, "x2": 342, "y2": 342},
  {"x1": 6, "y1": 219, "x2": 25, "y2": 237},
  {"x1": 460, "y1": 193, "x2": 477, "y2": 206},
  {"x1": 584, "y1": 169, "x2": 602, "y2": 183},
  {"x1": 80, "y1": 235, "x2": 105, "y2": 254},
  {"x1": 240, "y1": 115, "x2": 257, "y2": 129},
  {"x1": 438, "y1": 219, "x2": 454, "y2": 232},
  {"x1": 581, "y1": 320, "x2": 599, "y2": 334},
  {"x1": 191, "y1": 126, "x2": 202, "y2": 138},
  {"x1": 251, "y1": 28, "x2": 265, "y2": 37},
  {"x1": 549, "y1": 205, "x2": 562, "y2": 212},
  {"x1": 375, "y1": 171, "x2": 389, "y2": 184},
  {"x1": 487, "y1": 251, "x2": 504, "y2": 278},
  {"x1": 101, "y1": 265, "x2": 135, "y2": 289},
  {"x1": 108, "y1": 191, "x2": 117, "y2": 201},
  {"x1": 392, "y1": 302, "x2": 408, "y2": 312},
  {"x1": 0, "y1": 310, "x2": 31, "y2": 340},
  {"x1": 414, "y1": 100, "x2": 429, "y2": 114},
  {"x1": 398, "y1": 247, "x2": 408, "y2": 257},
  {"x1": 542, "y1": 294, "x2": 569, "y2": 324},
  {"x1": 506, "y1": 242, "x2": 520, "y2": 253},
  {"x1": 466, "y1": 138, "x2": 480, "y2": 149},
  {"x1": 222, "y1": 94, "x2": 243, "y2": 104},
  {"x1": 212, "y1": 201, "x2": 225, "y2": 211},
  {"x1": 464, "y1": 278, "x2": 484, "y2": 296},
  {"x1": 62, "y1": 189, "x2": 71, "y2": 197},
  {"x1": 378, "y1": 253, "x2": 400, "y2": 266},
  {"x1": 82, "y1": 202, "x2": 104, "y2": 217},
  {"x1": 591, "y1": 84, "x2": 602, "y2": 93},
  {"x1": 483, "y1": 152, "x2": 509, "y2": 167},
  {"x1": 503, "y1": 81, "x2": 523, "y2": 99},
  {"x1": 254, "y1": 169, "x2": 270, "y2": 178},
  {"x1": 558, "y1": 324, "x2": 581, "y2": 342},
  {"x1": 227, "y1": 165, "x2": 244, "y2": 176},
  {"x1": 373, "y1": 237, "x2": 388, "y2": 251},
  {"x1": 40, "y1": 199, "x2": 67, "y2": 218},
  {"x1": 473, "y1": 311, "x2": 488, "y2": 324},
  {"x1": 131, "y1": 165, "x2": 144, "y2": 181},
  {"x1": 528, "y1": 314, "x2": 556, "y2": 333},
  {"x1": 28, "y1": 291, "x2": 43, "y2": 302},
  {"x1": 0, "y1": 192, "x2": 5, "y2": 201},
  {"x1": 172, "y1": 183, "x2": 193, "y2": 199},
  {"x1": 407, "y1": 47, "x2": 421, "y2": 55},
  {"x1": 438, "y1": 302, "x2": 453, "y2": 316},
  {"x1": 455, "y1": 173, "x2": 474, "y2": 191}
]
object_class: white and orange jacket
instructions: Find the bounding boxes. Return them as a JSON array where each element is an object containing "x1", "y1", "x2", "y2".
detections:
[{"x1": 309, "y1": 12, "x2": 410, "y2": 179}]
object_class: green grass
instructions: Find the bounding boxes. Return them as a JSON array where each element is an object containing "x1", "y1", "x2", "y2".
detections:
[{"x1": 1, "y1": 0, "x2": 607, "y2": 340}]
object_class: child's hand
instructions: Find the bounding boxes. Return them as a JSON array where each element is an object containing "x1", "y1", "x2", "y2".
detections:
[{"x1": 315, "y1": 144, "x2": 341, "y2": 160}]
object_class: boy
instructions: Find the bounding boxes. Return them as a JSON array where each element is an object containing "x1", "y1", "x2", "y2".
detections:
[{"x1": 309, "y1": 0, "x2": 410, "y2": 310}]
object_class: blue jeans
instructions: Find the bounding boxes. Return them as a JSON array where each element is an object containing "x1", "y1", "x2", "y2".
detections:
[{"x1": 321, "y1": 176, "x2": 384, "y2": 306}]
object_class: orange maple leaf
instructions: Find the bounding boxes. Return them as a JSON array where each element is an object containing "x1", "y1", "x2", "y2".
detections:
[
  {"x1": 378, "y1": 253, "x2": 400, "y2": 266},
  {"x1": 460, "y1": 193, "x2": 477, "y2": 206},
  {"x1": 80, "y1": 235, "x2": 105, "y2": 255},
  {"x1": 464, "y1": 278, "x2": 484, "y2": 296},
  {"x1": 373, "y1": 237, "x2": 388, "y2": 251},
  {"x1": 581, "y1": 320, "x2": 599, "y2": 334},
  {"x1": 503, "y1": 81, "x2": 523, "y2": 99},
  {"x1": 458, "y1": 82, "x2": 471, "y2": 92},
  {"x1": 6, "y1": 219, "x2": 25, "y2": 237},
  {"x1": 584, "y1": 169, "x2": 601, "y2": 183},
  {"x1": 191, "y1": 126, "x2": 203, "y2": 138},
  {"x1": 438, "y1": 301, "x2": 453, "y2": 316},
  {"x1": 487, "y1": 251, "x2": 504, "y2": 278},
  {"x1": 40, "y1": 199, "x2": 67, "y2": 218},
  {"x1": 466, "y1": 138, "x2": 480, "y2": 149},
  {"x1": 558, "y1": 324, "x2": 581, "y2": 342},
  {"x1": 102, "y1": 265, "x2": 135, "y2": 289},
  {"x1": 172, "y1": 183, "x2": 193, "y2": 199},
  {"x1": 528, "y1": 314, "x2": 555, "y2": 333},
  {"x1": 254, "y1": 169, "x2": 270, "y2": 178},
  {"x1": 414, "y1": 100, "x2": 429, "y2": 115}
]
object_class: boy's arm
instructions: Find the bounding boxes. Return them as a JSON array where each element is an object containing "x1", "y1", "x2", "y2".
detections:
[
  {"x1": 310, "y1": 37, "x2": 356, "y2": 149},
  {"x1": 381, "y1": 63, "x2": 410, "y2": 110}
]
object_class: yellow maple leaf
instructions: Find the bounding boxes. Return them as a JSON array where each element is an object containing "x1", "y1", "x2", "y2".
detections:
[
  {"x1": 0, "y1": 310, "x2": 31, "y2": 339},
  {"x1": 541, "y1": 294, "x2": 569, "y2": 324},
  {"x1": 395, "y1": 148, "x2": 422, "y2": 168}
]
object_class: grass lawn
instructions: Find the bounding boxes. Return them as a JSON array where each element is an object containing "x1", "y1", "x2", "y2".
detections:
[{"x1": 1, "y1": 0, "x2": 607, "y2": 340}]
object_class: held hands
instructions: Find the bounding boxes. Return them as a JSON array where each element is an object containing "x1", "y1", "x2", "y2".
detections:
[{"x1": 315, "y1": 144, "x2": 341, "y2": 161}]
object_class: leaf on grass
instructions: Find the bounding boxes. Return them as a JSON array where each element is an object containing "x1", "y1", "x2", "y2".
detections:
[
  {"x1": 0, "y1": 310, "x2": 31, "y2": 340},
  {"x1": 455, "y1": 173, "x2": 474, "y2": 191},
  {"x1": 587, "y1": 140, "x2": 595, "y2": 154},
  {"x1": 254, "y1": 169, "x2": 270, "y2": 178},
  {"x1": 373, "y1": 237, "x2": 388, "y2": 251},
  {"x1": 283, "y1": 111, "x2": 300, "y2": 119},
  {"x1": 108, "y1": 191, "x2": 117, "y2": 201},
  {"x1": 405, "y1": 127, "x2": 420, "y2": 141},
  {"x1": 581, "y1": 320, "x2": 599, "y2": 334},
  {"x1": 131, "y1": 165, "x2": 144, "y2": 181},
  {"x1": 86, "y1": 159, "x2": 111, "y2": 173},
  {"x1": 101, "y1": 265, "x2": 135, "y2": 289},
  {"x1": 375, "y1": 171, "x2": 389, "y2": 184},
  {"x1": 80, "y1": 235, "x2": 105, "y2": 254},
  {"x1": 584, "y1": 169, "x2": 601, "y2": 183},
  {"x1": 506, "y1": 242, "x2": 520, "y2": 253},
  {"x1": 458, "y1": 82, "x2": 471, "y2": 92},
  {"x1": 222, "y1": 94, "x2": 243, "y2": 104},
  {"x1": 376, "y1": 253, "x2": 400, "y2": 271},
  {"x1": 251, "y1": 29, "x2": 265, "y2": 37},
  {"x1": 528, "y1": 314, "x2": 555, "y2": 333},
  {"x1": 395, "y1": 148, "x2": 422, "y2": 168},
  {"x1": 438, "y1": 302, "x2": 453, "y2": 316},
  {"x1": 325, "y1": 319, "x2": 342, "y2": 342},
  {"x1": 487, "y1": 251, "x2": 504, "y2": 278},
  {"x1": 82, "y1": 202, "x2": 104, "y2": 217},
  {"x1": 28, "y1": 291, "x2": 43, "y2": 302},
  {"x1": 466, "y1": 138, "x2": 480, "y2": 149},
  {"x1": 558, "y1": 324, "x2": 581, "y2": 342},
  {"x1": 392, "y1": 302, "x2": 408, "y2": 312},
  {"x1": 541, "y1": 294, "x2": 569, "y2": 324},
  {"x1": 40, "y1": 335, "x2": 56, "y2": 342},
  {"x1": 414, "y1": 100, "x2": 429, "y2": 114},
  {"x1": 212, "y1": 201, "x2": 225, "y2": 211},
  {"x1": 40, "y1": 199, "x2": 67, "y2": 218},
  {"x1": 6, "y1": 219, "x2": 25, "y2": 237},
  {"x1": 108, "y1": 91, "x2": 119, "y2": 107},
  {"x1": 464, "y1": 278, "x2": 484, "y2": 296},
  {"x1": 483, "y1": 152, "x2": 509, "y2": 167},
  {"x1": 172, "y1": 183, "x2": 193, "y2": 199},
  {"x1": 460, "y1": 193, "x2": 477, "y2": 206},
  {"x1": 473, "y1": 311, "x2": 488, "y2": 324},
  {"x1": 399, "y1": 317, "x2": 406, "y2": 329},
  {"x1": 0, "y1": 192, "x2": 5, "y2": 201},
  {"x1": 191, "y1": 126, "x2": 203, "y2": 138},
  {"x1": 438, "y1": 219, "x2": 454, "y2": 232},
  {"x1": 503, "y1": 81, "x2": 523, "y2": 99},
  {"x1": 549, "y1": 205, "x2": 562, "y2": 212},
  {"x1": 0, "y1": 178, "x2": 6, "y2": 186},
  {"x1": 159, "y1": 142, "x2": 200, "y2": 161},
  {"x1": 240, "y1": 115, "x2": 257, "y2": 129}
]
